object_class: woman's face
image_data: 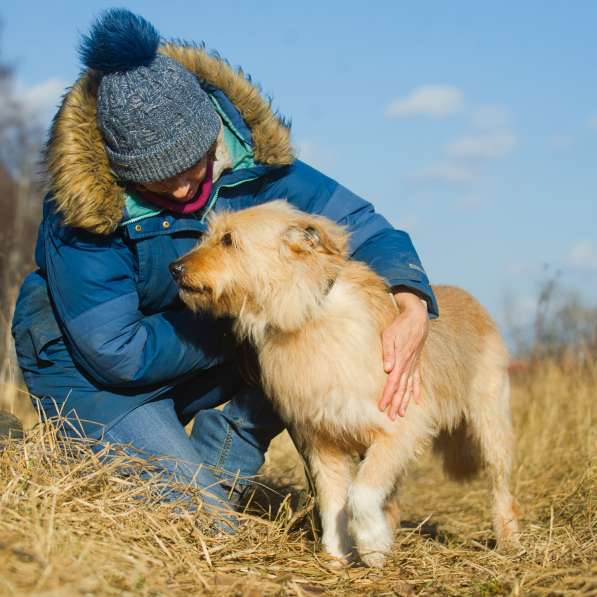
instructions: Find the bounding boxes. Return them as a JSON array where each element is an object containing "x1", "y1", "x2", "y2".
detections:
[{"x1": 138, "y1": 148, "x2": 214, "y2": 202}]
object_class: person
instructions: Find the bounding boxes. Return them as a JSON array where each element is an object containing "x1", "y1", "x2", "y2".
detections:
[{"x1": 11, "y1": 9, "x2": 438, "y2": 515}]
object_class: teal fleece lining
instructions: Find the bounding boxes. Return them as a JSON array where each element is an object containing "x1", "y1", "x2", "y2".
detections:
[
  {"x1": 208, "y1": 95, "x2": 255, "y2": 171},
  {"x1": 122, "y1": 195, "x2": 164, "y2": 225}
]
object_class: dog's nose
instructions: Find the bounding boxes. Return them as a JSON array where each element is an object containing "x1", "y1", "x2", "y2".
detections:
[{"x1": 169, "y1": 261, "x2": 185, "y2": 281}]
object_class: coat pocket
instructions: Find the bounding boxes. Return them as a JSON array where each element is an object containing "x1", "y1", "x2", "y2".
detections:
[
  {"x1": 13, "y1": 273, "x2": 64, "y2": 367},
  {"x1": 28, "y1": 313, "x2": 63, "y2": 365}
]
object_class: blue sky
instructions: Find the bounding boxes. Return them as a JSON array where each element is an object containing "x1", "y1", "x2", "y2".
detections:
[{"x1": 2, "y1": 1, "x2": 596, "y2": 342}]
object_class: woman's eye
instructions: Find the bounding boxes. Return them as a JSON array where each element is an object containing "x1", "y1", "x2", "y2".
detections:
[{"x1": 221, "y1": 233, "x2": 233, "y2": 247}]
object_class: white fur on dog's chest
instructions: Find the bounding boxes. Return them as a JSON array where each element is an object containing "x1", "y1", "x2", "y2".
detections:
[
  {"x1": 265, "y1": 368, "x2": 385, "y2": 433},
  {"x1": 259, "y1": 282, "x2": 391, "y2": 434}
]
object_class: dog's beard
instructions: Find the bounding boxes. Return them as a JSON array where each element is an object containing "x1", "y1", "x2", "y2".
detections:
[
  {"x1": 179, "y1": 285, "x2": 244, "y2": 322},
  {"x1": 178, "y1": 287, "x2": 216, "y2": 314}
]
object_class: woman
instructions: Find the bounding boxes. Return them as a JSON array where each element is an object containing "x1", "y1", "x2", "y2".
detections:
[{"x1": 11, "y1": 9, "x2": 438, "y2": 512}]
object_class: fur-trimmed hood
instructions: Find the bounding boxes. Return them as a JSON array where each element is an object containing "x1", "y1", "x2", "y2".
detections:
[{"x1": 45, "y1": 43, "x2": 294, "y2": 235}]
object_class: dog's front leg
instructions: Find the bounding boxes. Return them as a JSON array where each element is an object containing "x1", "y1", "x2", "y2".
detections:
[
  {"x1": 347, "y1": 432, "x2": 406, "y2": 568},
  {"x1": 305, "y1": 440, "x2": 354, "y2": 566}
]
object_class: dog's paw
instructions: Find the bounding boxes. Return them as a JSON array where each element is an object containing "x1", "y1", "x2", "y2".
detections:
[
  {"x1": 495, "y1": 510, "x2": 522, "y2": 554},
  {"x1": 322, "y1": 554, "x2": 351, "y2": 570},
  {"x1": 497, "y1": 533, "x2": 524, "y2": 556},
  {"x1": 360, "y1": 550, "x2": 386, "y2": 569}
]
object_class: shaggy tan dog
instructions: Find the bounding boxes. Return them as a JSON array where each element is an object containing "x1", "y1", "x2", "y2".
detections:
[{"x1": 170, "y1": 200, "x2": 520, "y2": 568}]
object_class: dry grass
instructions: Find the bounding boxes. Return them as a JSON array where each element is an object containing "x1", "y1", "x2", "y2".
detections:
[{"x1": 0, "y1": 356, "x2": 595, "y2": 596}]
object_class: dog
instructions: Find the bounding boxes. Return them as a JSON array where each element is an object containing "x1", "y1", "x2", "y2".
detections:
[{"x1": 170, "y1": 200, "x2": 520, "y2": 567}]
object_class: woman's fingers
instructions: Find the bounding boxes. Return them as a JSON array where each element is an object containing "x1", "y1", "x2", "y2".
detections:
[
  {"x1": 398, "y1": 373, "x2": 415, "y2": 417},
  {"x1": 381, "y1": 344, "x2": 418, "y2": 416},
  {"x1": 388, "y1": 349, "x2": 418, "y2": 419},
  {"x1": 379, "y1": 300, "x2": 428, "y2": 420},
  {"x1": 382, "y1": 330, "x2": 396, "y2": 373},
  {"x1": 389, "y1": 368, "x2": 409, "y2": 420},
  {"x1": 379, "y1": 358, "x2": 403, "y2": 411}
]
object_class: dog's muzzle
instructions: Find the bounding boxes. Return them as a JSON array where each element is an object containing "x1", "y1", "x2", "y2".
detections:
[
  {"x1": 170, "y1": 260, "x2": 212, "y2": 296},
  {"x1": 169, "y1": 260, "x2": 185, "y2": 282}
]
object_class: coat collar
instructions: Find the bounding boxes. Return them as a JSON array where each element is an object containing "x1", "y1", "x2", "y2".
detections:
[{"x1": 45, "y1": 42, "x2": 294, "y2": 235}]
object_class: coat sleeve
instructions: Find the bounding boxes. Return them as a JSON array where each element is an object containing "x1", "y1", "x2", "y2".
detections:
[
  {"x1": 261, "y1": 160, "x2": 439, "y2": 316},
  {"x1": 43, "y1": 212, "x2": 230, "y2": 389}
]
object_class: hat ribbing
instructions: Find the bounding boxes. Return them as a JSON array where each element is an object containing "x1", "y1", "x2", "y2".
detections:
[{"x1": 80, "y1": 8, "x2": 220, "y2": 183}]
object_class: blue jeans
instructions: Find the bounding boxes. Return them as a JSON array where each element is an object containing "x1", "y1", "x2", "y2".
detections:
[
  {"x1": 102, "y1": 388, "x2": 283, "y2": 499},
  {"x1": 18, "y1": 320, "x2": 284, "y2": 519},
  {"x1": 102, "y1": 375, "x2": 284, "y2": 510}
]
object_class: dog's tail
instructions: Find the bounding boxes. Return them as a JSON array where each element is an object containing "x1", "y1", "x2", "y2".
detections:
[{"x1": 432, "y1": 419, "x2": 484, "y2": 482}]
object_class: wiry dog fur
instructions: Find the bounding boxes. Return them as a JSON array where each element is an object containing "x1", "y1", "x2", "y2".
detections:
[{"x1": 172, "y1": 201, "x2": 520, "y2": 568}]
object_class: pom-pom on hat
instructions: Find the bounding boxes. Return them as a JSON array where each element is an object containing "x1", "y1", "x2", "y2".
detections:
[{"x1": 80, "y1": 8, "x2": 220, "y2": 184}]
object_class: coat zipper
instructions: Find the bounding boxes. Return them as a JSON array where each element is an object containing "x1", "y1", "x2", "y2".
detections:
[
  {"x1": 120, "y1": 176, "x2": 260, "y2": 228},
  {"x1": 199, "y1": 176, "x2": 260, "y2": 223}
]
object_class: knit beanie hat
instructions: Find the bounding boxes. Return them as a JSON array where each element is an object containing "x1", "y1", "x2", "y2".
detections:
[{"x1": 79, "y1": 8, "x2": 221, "y2": 184}]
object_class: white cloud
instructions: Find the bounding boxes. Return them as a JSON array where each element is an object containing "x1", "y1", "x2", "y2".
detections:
[
  {"x1": 385, "y1": 85, "x2": 464, "y2": 119},
  {"x1": 446, "y1": 131, "x2": 518, "y2": 159},
  {"x1": 14, "y1": 77, "x2": 65, "y2": 123},
  {"x1": 587, "y1": 114, "x2": 597, "y2": 130},
  {"x1": 471, "y1": 104, "x2": 512, "y2": 129},
  {"x1": 398, "y1": 94, "x2": 517, "y2": 186},
  {"x1": 410, "y1": 162, "x2": 474, "y2": 184},
  {"x1": 567, "y1": 240, "x2": 597, "y2": 270}
]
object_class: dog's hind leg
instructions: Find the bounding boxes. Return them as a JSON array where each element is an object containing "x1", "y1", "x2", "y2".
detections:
[
  {"x1": 468, "y1": 368, "x2": 521, "y2": 551},
  {"x1": 306, "y1": 441, "x2": 354, "y2": 565}
]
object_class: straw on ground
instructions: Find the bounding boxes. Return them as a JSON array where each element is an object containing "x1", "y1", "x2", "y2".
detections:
[{"x1": 0, "y1": 355, "x2": 595, "y2": 596}]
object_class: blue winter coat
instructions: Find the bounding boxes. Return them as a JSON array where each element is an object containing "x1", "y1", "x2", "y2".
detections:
[{"x1": 12, "y1": 44, "x2": 438, "y2": 438}]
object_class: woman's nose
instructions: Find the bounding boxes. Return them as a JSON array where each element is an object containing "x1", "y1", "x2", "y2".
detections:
[{"x1": 176, "y1": 180, "x2": 192, "y2": 193}]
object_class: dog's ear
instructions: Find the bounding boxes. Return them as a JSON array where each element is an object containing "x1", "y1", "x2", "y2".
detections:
[{"x1": 284, "y1": 216, "x2": 349, "y2": 256}]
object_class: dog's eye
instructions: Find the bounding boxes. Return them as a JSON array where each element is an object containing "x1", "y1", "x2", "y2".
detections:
[{"x1": 221, "y1": 232, "x2": 233, "y2": 247}]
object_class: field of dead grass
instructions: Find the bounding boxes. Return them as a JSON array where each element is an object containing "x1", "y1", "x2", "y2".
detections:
[{"x1": 0, "y1": 355, "x2": 595, "y2": 596}]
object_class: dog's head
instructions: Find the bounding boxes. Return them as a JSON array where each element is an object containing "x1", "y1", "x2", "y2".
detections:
[{"x1": 170, "y1": 200, "x2": 349, "y2": 338}]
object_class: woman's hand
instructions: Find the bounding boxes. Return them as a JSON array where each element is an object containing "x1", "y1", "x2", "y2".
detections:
[{"x1": 379, "y1": 290, "x2": 429, "y2": 420}]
